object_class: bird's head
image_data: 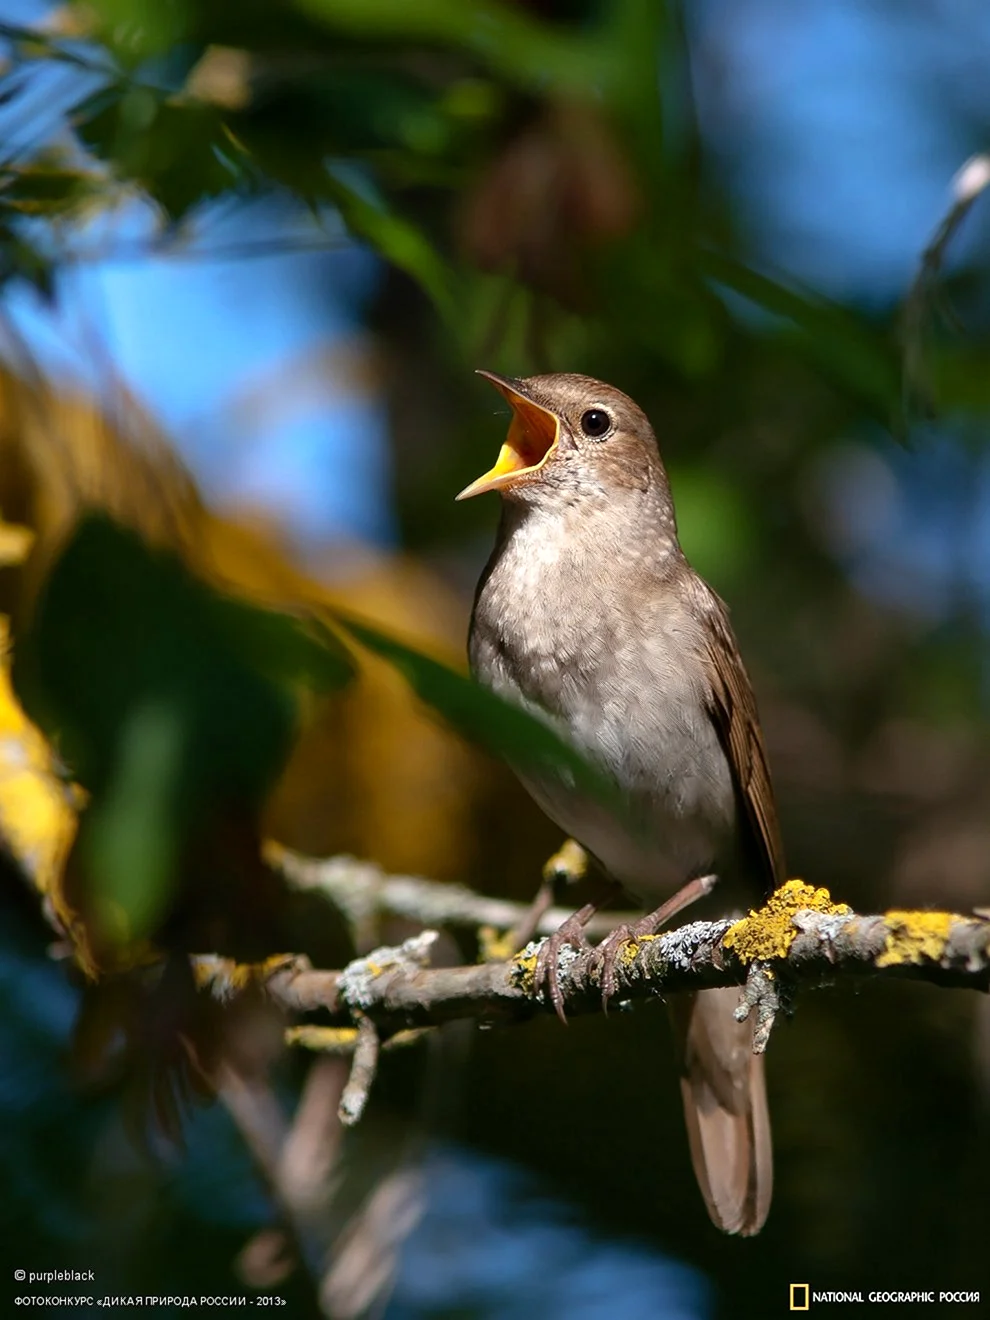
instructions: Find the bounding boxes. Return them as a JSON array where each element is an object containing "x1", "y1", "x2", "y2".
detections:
[{"x1": 457, "y1": 371, "x2": 670, "y2": 510}]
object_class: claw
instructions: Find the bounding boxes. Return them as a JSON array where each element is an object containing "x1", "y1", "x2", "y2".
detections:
[
  {"x1": 533, "y1": 915, "x2": 591, "y2": 1023},
  {"x1": 528, "y1": 874, "x2": 715, "y2": 1020},
  {"x1": 591, "y1": 925, "x2": 637, "y2": 1011},
  {"x1": 592, "y1": 874, "x2": 719, "y2": 1012}
]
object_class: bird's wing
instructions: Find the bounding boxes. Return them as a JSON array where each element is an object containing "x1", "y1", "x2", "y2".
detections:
[{"x1": 698, "y1": 587, "x2": 785, "y2": 895}]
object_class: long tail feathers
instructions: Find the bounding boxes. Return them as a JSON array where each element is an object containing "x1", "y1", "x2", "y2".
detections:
[{"x1": 671, "y1": 986, "x2": 773, "y2": 1236}]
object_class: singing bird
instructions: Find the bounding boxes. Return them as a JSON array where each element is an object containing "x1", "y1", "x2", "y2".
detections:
[{"x1": 457, "y1": 371, "x2": 785, "y2": 1236}]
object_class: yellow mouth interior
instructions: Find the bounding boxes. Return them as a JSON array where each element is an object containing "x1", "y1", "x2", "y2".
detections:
[{"x1": 456, "y1": 396, "x2": 559, "y2": 500}]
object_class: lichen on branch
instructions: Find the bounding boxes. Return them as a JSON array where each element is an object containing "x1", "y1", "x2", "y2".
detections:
[{"x1": 192, "y1": 879, "x2": 990, "y2": 1056}]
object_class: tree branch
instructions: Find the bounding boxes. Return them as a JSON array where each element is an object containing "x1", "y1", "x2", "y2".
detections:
[
  {"x1": 195, "y1": 881, "x2": 990, "y2": 1048},
  {"x1": 266, "y1": 842, "x2": 637, "y2": 941},
  {"x1": 901, "y1": 152, "x2": 990, "y2": 415},
  {"x1": 337, "y1": 1015, "x2": 381, "y2": 1127}
]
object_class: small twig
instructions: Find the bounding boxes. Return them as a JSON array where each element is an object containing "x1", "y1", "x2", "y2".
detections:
[
  {"x1": 902, "y1": 153, "x2": 990, "y2": 416},
  {"x1": 338, "y1": 1016, "x2": 381, "y2": 1127},
  {"x1": 919, "y1": 155, "x2": 990, "y2": 287},
  {"x1": 493, "y1": 838, "x2": 592, "y2": 958},
  {"x1": 320, "y1": 1163, "x2": 425, "y2": 1320},
  {"x1": 62, "y1": 233, "x2": 354, "y2": 267},
  {"x1": 217, "y1": 1064, "x2": 326, "y2": 1283},
  {"x1": 486, "y1": 877, "x2": 554, "y2": 961},
  {"x1": 734, "y1": 962, "x2": 782, "y2": 1054},
  {"x1": 266, "y1": 842, "x2": 638, "y2": 941}
]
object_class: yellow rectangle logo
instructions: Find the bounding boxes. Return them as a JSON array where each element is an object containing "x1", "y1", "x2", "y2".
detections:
[{"x1": 790, "y1": 1284, "x2": 810, "y2": 1311}]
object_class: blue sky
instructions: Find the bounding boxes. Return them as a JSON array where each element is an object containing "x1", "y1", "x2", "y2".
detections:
[
  {"x1": 691, "y1": 0, "x2": 990, "y2": 301},
  {"x1": 4, "y1": 196, "x2": 396, "y2": 552}
]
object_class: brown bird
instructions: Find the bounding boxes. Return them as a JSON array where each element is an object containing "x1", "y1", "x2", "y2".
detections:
[{"x1": 458, "y1": 371, "x2": 785, "y2": 1236}]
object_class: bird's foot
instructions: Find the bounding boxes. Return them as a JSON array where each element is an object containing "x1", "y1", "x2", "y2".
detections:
[
  {"x1": 592, "y1": 874, "x2": 718, "y2": 1009},
  {"x1": 534, "y1": 881, "x2": 621, "y2": 1022}
]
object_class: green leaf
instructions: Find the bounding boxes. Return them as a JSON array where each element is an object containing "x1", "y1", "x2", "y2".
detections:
[
  {"x1": 13, "y1": 515, "x2": 353, "y2": 947},
  {"x1": 323, "y1": 167, "x2": 458, "y2": 324},
  {"x1": 702, "y1": 251, "x2": 902, "y2": 424},
  {"x1": 0, "y1": 226, "x2": 56, "y2": 300},
  {"x1": 75, "y1": 88, "x2": 248, "y2": 220},
  {"x1": 669, "y1": 466, "x2": 758, "y2": 592},
  {"x1": 295, "y1": 0, "x2": 611, "y2": 96},
  {"x1": 329, "y1": 609, "x2": 625, "y2": 816},
  {"x1": 80, "y1": 700, "x2": 183, "y2": 945},
  {"x1": 0, "y1": 163, "x2": 102, "y2": 217},
  {"x1": 85, "y1": 0, "x2": 195, "y2": 63}
]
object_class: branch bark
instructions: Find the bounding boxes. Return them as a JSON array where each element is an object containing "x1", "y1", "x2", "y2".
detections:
[
  {"x1": 195, "y1": 881, "x2": 990, "y2": 1044},
  {"x1": 266, "y1": 841, "x2": 635, "y2": 941}
]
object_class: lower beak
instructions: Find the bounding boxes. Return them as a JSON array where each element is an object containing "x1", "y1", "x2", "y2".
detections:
[{"x1": 456, "y1": 372, "x2": 560, "y2": 500}]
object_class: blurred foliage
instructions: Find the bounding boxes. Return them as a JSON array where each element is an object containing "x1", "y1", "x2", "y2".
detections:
[
  {"x1": 0, "y1": 613, "x2": 78, "y2": 897},
  {"x1": 0, "y1": 0, "x2": 989, "y2": 1316},
  {"x1": 0, "y1": 0, "x2": 906, "y2": 408},
  {"x1": 14, "y1": 513, "x2": 353, "y2": 969}
]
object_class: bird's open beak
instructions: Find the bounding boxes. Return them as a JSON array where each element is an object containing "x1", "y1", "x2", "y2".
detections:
[{"x1": 456, "y1": 371, "x2": 560, "y2": 500}]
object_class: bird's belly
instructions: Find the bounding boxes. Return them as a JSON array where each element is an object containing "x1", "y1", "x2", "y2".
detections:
[
  {"x1": 473, "y1": 626, "x2": 737, "y2": 905},
  {"x1": 518, "y1": 766, "x2": 731, "y2": 906}
]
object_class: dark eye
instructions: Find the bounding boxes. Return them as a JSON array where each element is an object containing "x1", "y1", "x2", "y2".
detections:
[{"x1": 580, "y1": 408, "x2": 612, "y2": 438}]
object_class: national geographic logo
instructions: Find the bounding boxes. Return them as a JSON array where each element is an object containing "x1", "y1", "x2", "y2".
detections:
[{"x1": 788, "y1": 1286, "x2": 981, "y2": 1309}]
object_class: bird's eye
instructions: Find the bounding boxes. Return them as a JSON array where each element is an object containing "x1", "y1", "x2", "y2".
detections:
[{"x1": 580, "y1": 408, "x2": 612, "y2": 438}]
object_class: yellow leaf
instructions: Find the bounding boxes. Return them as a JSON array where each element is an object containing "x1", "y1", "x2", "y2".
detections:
[
  {"x1": 0, "y1": 517, "x2": 34, "y2": 566},
  {"x1": 0, "y1": 616, "x2": 79, "y2": 897}
]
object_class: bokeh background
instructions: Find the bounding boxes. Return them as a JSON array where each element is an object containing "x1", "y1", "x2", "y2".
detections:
[{"x1": 1, "y1": 1, "x2": 989, "y2": 1316}]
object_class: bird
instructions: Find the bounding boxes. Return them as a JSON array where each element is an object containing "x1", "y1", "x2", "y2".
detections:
[{"x1": 457, "y1": 370, "x2": 785, "y2": 1236}]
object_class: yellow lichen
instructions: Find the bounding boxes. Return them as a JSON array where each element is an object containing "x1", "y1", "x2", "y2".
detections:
[
  {"x1": 722, "y1": 879, "x2": 851, "y2": 963},
  {"x1": 618, "y1": 933, "x2": 658, "y2": 968},
  {"x1": 193, "y1": 952, "x2": 300, "y2": 997},
  {"x1": 876, "y1": 910, "x2": 953, "y2": 967},
  {"x1": 286, "y1": 1025, "x2": 431, "y2": 1054},
  {"x1": 542, "y1": 838, "x2": 588, "y2": 884},
  {"x1": 512, "y1": 945, "x2": 541, "y2": 995},
  {"x1": 479, "y1": 925, "x2": 516, "y2": 963},
  {"x1": 0, "y1": 616, "x2": 79, "y2": 905},
  {"x1": 286, "y1": 1025, "x2": 359, "y2": 1052}
]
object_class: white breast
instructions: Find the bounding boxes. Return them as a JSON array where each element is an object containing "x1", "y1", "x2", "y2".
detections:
[{"x1": 470, "y1": 504, "x2": 737, "y2": 903}]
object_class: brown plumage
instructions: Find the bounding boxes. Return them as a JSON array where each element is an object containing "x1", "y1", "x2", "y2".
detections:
[{"x1": 459, "y1": 370, "x2": 784, "y2": 1236}]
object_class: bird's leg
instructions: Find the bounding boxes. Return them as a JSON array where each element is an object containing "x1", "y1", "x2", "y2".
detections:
[
  {"x1": 593, "y1": 874, "x2": 718, "y2": 1009},
  {"x1": 499, "y1": 880, "x2": 553, "y2": 960},
  {"x1": 534, "y1": 873, "x2": 622, "y2": 1024}
]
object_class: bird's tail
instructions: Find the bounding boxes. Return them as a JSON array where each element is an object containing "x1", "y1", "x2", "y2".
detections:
[{"x1": 670, "y1": 985, "x2": 772, "y2": 1236}]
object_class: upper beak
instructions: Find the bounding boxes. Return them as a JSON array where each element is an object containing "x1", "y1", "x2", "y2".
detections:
[{"x1": 456, "y1": 370, "x2": 561, "y2": 500}]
